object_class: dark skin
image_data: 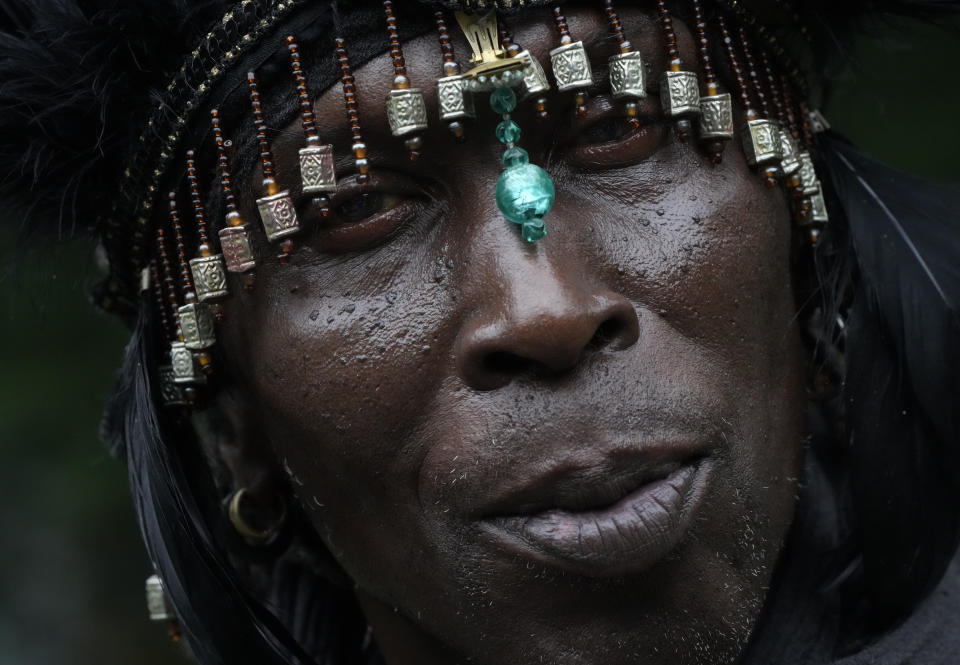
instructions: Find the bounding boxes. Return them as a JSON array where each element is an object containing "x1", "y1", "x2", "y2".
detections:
[{"x1": 204, "y1": 6, "x2": 806, "y2": 665}]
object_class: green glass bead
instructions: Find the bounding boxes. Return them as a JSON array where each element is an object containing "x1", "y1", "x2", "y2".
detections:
[
  {"x1": 502, "y1": 146, "x2": 530, "y2": 169},
  {"x1": 496, "y1": 119, "x2": 522, "y2": 145},
  {"x1": 495, "y1": 163, "x2": 555, "y2": 229},
  {"x1": 490, "y1": 86, "x2": 518, "y2": 114},
  {"x1": 521, "y1": 220, "x2": 547, "y2": 243}
]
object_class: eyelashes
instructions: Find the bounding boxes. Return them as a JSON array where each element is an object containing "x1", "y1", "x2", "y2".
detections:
[
  {"x1": 294, "y1": 171, "x2": 434, "y2": 254},
  {"x1": 562, "y1": 95, "x2": 669, "y2": 170}
]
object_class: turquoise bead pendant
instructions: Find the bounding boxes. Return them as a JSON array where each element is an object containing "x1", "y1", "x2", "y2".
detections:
[{"x1": 490, "y1": 87, "x2": 555, "y2": 243}]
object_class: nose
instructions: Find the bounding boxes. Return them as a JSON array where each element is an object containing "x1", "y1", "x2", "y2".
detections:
[{"x1": 455, "y1": 257, "x2": 640, "y2": 391}]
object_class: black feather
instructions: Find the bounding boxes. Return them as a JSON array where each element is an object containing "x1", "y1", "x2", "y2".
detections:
[
  {"x1": 819, "y1": 131, "x2": 960, "y2": 628},
  {"x1": 103, "y1": 296, "x2": 324, "y2": 665}
]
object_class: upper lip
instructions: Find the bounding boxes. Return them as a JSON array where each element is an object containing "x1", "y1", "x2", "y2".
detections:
[{"x1": 476, "y1": 439, "x2": 712, "y2": 518}]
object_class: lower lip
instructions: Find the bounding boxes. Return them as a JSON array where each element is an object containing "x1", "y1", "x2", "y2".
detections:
[{"x1": 482, "y1": 459, "x2": 713, "y2": 577}]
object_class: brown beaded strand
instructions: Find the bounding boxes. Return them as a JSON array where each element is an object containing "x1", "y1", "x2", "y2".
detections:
[
  {"x1": 336, "y1": 37, "x2": 370, "y2": 185},
  {"x1": 604, "y1": 0, "x2": 640, "y2": 129},
  {"x1": 186, "y1": 150, "x2": 225, "y2": 321},
  {"x1": 157, "y1": 227, "x2": 197, "y2": 402},
  {"x1": 691, "y1": 0, "x2": 726, "y2": 162},
  {"x1": 211, "y1": 109, "x2": 255, "y2": 289},
  {"x1": 718, "y1": 14, "x2": 775, "y2": 187},
  {"x1": 737, "y1": 25, "x2": 779, "y2": 185},
  {"x1": 780, "y1": 79, "x2": 811, "y2": 222},
  {"x1": 760, "y1": 49, "x2": 787, "y2": 129},
  {"x1": 717, "y1": 14, "x2": 752, "y2": 118},
  {"x1": 657, "y1": 0, "x2": 693, "y2": 141},
  {"x1": 169, "y1": 193, "x2": 196, "y2": 307},
  {"x1": 553, "y1": 7, "x2": 588, "y2": 117},
  {"x1": 435, "y1": 11, "x2": 467, "y2": 141},
  {"x1": 248, "y1": 71, "x2": 296, "y2": 262},
  {"x1": 211, "y1": 111, "x2": 240, "y2": 226},
  {"x1": 186, "y1": 152, "x2": 211, "y2": 257},
  {"x1": 156, "y1": 228, "x2": 182, "y2": 342},
  {"x1": 288, "y1": 36, "x2": 331, "y2": 217},
  {"x1": 384, "y1": 1, "x2": 424, "y2": 159},
  {"x1": 170, "y1": 192, "x2": 214, "y2": 374},
  {"x1": 150, "y1": 260, "x2": 173, "y2": 341}
]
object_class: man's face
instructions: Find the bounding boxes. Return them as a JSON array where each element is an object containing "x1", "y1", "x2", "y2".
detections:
[{"x1": 217, "y1": 6, "x2": 806, "y2": 664}]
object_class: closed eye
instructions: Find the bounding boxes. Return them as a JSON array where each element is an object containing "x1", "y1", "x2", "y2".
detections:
[{"x1": 563, "y1": 95, "x2": 668, "y2": 169}]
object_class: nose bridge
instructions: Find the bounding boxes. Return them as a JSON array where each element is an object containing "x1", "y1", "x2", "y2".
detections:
[{"x1": 453, "y1": 227, "x2": 641, "y2": 391}]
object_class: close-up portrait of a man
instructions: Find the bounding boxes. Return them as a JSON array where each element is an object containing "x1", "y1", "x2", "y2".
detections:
[{"x1": 0, "y1": 1, "x2": 958, "y2": 664}]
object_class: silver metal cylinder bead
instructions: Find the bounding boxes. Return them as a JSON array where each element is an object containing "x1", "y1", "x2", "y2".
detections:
[
  {"x1": 698, "y1": 93, "x2": 734, "y2": 141},
  {"x1": 189, "y1": 255, "x2": 229, "y2": 302},
  {"x1": 219, "y1": 226, "x2": 255, "y2": 273},
  {"x1": 550, "y1": 42, "x2": 593, "y2": 93},
  {"x1": 609, "y1": 51, "x2": 646, "y2": 100},
  {"x1": 171, "y1": 341, "x2": 204, "y2": 385},
  {"x1": 300, "y1": 143, "x2": 337, "y2": 194},
  {"x1": 660, "y1": 70, "x2": 700, "y2": 119},
  {"x1": 256, "y1": 191, "x2": 300, "y2": 243},
  {"x1": 385, "y1": 88, "x2": 429, "y2": 137},
  {"x1": 742, "y1": 118, "x2": 781, "y2": 166},
  {"x1": 438, "y1": 74, "x2": 476, "y2": 122},
  {"x1": 518, "y1": 50, "x2": 551, "y2": 100}
]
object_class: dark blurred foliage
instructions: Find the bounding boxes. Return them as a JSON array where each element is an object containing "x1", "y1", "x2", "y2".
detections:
[{"x1": 0, "y1": 15, "x2": 957, "y2": 665}]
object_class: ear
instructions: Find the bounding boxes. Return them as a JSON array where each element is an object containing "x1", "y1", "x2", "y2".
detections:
[{"x1": 188, "y1": 383, "x2": 353, "y2": 588}]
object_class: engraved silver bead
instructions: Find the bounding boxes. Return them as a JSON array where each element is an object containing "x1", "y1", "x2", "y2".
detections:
[
  {"x1": 609, "y1": 51, "x2": 646, "y2": 100},
  {"x1": 300, "y1": 143, "x2": 337, "y2": 194},
  {"x1": 549, "y1": 41, "x2": 593, "y2": 93},
  {"x1": 219, "y1": 226, "x2": 255, "y2": 273},
  {"x1": 779, "y1": 129, "x2": 801, "y2": 176},
  {"x1": 698, "y1": 93, "x2": 734, "y2": 141},
  {"x1": 437, "y1": 74, "x2": 476, "y2": 122},
  {"x1": 742, "y1": 119, "x2": 781, "y2": 166},
  {"x1": 189, "y1": 254, "x2": 229, "y2": 302},
  {"x1": 178, "y1": 302, "x2": 216, "y2": 350},
  {"x1": 659, "y1": 70, "x2": 700, "y2": 118},
  {"x1": 158, "y1": 365, "x2": 188, "y2": 407},
  {"x1": 810, "y1": 183, "x2": 830, "y2": 224},
  {"x1": 256, "y1": 190, "x2": 300, "y2": 242},
  {"x1": 518, "y1": 50, "x2": 550, "y2": 100},
  {"x1": 145, "y1": 575, "x2": 175, "y2": 622},
  {"x1": 385, "y1": 88, "x2": 429, "y2": 137},
  {"x1": 798, "y1": 151, "x2": 819, "y2": 195},
  {"x1": 171, "y1": 341, "x2": 203, "y2": 385}
]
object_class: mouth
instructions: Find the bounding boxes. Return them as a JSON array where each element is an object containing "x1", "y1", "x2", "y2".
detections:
[{"x1": 479, "y1": 451, "x2": 715, "y2": 578}]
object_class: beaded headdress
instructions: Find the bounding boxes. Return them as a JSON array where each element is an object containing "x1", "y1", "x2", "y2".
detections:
[{"x1": 112, "y1": 0, "x2": 841, "y2": 405}]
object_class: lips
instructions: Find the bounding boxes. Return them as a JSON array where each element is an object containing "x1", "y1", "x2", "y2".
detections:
[{"x1": 477, "y1": 445, "x2": 714, "y2": 577}]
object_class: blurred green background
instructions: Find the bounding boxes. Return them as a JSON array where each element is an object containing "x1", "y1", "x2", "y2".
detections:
[{"x1": 0, "y1": 16, "x2": 957, "y2": 665}]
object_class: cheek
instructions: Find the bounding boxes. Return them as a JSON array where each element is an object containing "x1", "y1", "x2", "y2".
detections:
[
  {"x1": 569, "y1": 143, "x2": 805, "y2": 513},
  {"x1": 217, "y1": 250, "x2": 457, "y2": 534}
]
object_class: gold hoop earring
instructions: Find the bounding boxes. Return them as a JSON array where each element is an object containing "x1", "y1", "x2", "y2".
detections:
[{"x1": 227, "y1": 487, "x2": 286, "y2": 544}]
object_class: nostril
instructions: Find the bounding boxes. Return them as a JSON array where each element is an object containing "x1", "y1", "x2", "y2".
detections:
[
  {"x1": 483, "y1": 350, "x2": 533, "y2": 378},
  {"x1": 588, "y1": 318, "x2": 626, "y2": 352}
]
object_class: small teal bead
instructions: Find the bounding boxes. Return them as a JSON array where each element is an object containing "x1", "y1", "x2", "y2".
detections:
[
  {"x1": 521, "y1": 220, "x2": 547, "y2": 243},
  {"x1": 496, "y1": 119, "x2": 522, "y2": 144},
  {"x1": 495, "y1": 163, "x2": 555, "y2": 228},
  {"x1": 502, "y1": 146, "x2": 530, "y2": 169},
  {"x1": 490, "y1": 86, "x2": 518, "y2": 115}
]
